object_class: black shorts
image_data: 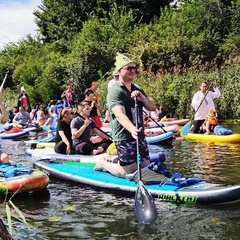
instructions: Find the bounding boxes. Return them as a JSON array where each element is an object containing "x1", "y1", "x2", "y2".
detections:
[{"x1": 115, "y1": 137, "x2": 150, "y2": 166}]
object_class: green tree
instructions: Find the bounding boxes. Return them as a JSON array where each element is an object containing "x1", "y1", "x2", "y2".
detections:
[
  {"x1": 68, "y1": 5, "x2": 137, "y2": 99},
  {"x1": 34, "y1": 0, "x2": 172, "y2": 45}
]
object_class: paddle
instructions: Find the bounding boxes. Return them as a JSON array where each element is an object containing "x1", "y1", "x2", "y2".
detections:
[
  {"x1": 78, "y1": 114, "x2": 112, "y2": 140},
  {"x1": 0, "y1": 69, "x2": 9, "y2": 91},
  {"x1": 32, "y1": 105, "x2": 39, "y2": 121},
  {"x1": 134, "y1": 97, "x2": 157, "y2": 224},
  {"x1": 181, "y1": 83, "x2": 213, "y2": 136},
  {"x1": 142, "y1": 109, "x2": 167, "y2": 133}
]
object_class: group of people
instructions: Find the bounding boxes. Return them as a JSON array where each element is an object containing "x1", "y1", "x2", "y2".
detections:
[
  {"x1": 37, "y1": 84, "x2": 109, "y2": 156},
  {"x1": 94, "y1": 54, "x2": 222, "y2": 178},
  {"x1": 1, "y1": 53, "x2": 221, "y2": 182},
  {"x1": 53, "y1": 103, "x2": 112, "y2": 156},
  {"x1": 94, "y1": 53, "x2": 157, "y2": 177}
]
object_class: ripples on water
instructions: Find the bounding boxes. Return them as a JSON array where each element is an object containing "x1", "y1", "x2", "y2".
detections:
[{"x1": 2, "y1": 129, "x2": 240, "y2": 240}]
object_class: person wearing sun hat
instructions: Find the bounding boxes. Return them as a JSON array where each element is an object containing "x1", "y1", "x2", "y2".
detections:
[{"x1": 94, "y1": 53, "x2": 157, "y2": 178}]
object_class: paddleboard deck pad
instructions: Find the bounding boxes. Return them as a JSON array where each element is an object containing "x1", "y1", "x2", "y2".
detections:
[{"x1": 146, "y1": 131, "x2": 174, "y2": 144}]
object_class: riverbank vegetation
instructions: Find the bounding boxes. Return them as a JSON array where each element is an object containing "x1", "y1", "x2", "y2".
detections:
[{"x1": 0, "y1": 0, "x2": 239, "y2": 119}]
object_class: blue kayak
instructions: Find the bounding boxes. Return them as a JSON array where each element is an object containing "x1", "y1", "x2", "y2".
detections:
[
  {"x1": 146, "y1": 131, "x2": 174, "y2": 144},
  {"x1": 33, "y1": 154, "x2": 240, "y2": 205}
]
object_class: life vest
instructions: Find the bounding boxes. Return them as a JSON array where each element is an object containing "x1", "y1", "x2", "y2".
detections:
[{"x1": 205, "y1": 115, "x2": 218, "y2": 126}]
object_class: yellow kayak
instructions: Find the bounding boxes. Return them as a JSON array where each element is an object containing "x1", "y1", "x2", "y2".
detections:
[{"x1": 180, "y1": 132, "x2": 240, "y2": 143}]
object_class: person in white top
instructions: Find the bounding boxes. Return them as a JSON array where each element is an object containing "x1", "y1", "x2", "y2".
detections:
[
  {"x1": 191, "y1": 81, "x2": 221, "y2": 133},
  {"x1": 104, "y1": 71, "x2": 119, "y2": 123},
  {"x1": 108, "y1": 71, "x2": 119, "y2": 90}
]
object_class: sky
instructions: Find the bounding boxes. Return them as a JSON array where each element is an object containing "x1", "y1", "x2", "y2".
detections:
[{"x1": 0, "y1": 0, "x2": 41, "y2": 50}]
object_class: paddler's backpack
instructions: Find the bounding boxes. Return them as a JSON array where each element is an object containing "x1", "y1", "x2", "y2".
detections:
[
  {"x1": 133, "y1": 155, "x2": 202, "y2": 187},
  {"x1": 213, "y1": 125, "x2": 233, "y2": 135},
  {"x1": 133, "y1": 154, "x2": 171, "y2": 185}
]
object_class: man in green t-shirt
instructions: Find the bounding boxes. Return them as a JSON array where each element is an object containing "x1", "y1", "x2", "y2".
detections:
[{"x1": 94, "y1": 53, "x2": 156, "y2": 178}]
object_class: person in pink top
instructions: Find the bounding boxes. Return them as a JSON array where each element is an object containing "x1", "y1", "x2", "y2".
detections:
[{"x1": 61, "y1": 84, "x2": 74, "y2": 108}]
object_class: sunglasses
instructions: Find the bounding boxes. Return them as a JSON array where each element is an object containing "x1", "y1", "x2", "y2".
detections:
[
  {"x1": 122, "y1": 66, "x2": 136, "y2": 71},
  {"x1": 67, "y1": 112, "x2": 74, "y2": 115}
]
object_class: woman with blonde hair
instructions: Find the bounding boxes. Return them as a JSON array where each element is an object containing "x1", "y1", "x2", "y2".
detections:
[{"x1": 54, "y1": 107, "x2": 75, "y2": 154}]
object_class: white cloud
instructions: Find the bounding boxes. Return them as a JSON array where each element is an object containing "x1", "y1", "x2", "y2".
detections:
[{"x1": 0, "y1": 0, "x2": 41, "y2": 50}]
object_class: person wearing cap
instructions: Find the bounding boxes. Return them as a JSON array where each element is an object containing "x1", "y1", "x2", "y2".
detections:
[
  {"x1": 94, "y1": 53, "x2": 156, "y2": 178},
  {"x1": 108, "y1": 71, "x2": 119, "y2": 90},
  {"x1": 103, "y1": 71, "x2": 120, "y2": 123},
  {"x1": 17, "y1": 86, "x2": 31, "y2": 113}
]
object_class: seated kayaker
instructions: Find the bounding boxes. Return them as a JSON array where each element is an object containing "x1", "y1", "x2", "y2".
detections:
[
  {"x1": 54, "y1": 107, "x2": 74, "y2": 154},
  {"x1": 203, "y1": 109, "x2": 219, "y2": 134},
  {"x1": 0, "y1": 89, "x2": 10, "y2": 164},
  {"x1": 71, "y1": 102, "x2": 112, "y2": 155},
  {"x1": 12, "y1": 105, "x2": 32, "y2": 128}
]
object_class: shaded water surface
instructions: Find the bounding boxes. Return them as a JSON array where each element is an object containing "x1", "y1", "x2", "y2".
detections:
[{"x1": 1, "y1": 124, "x2": 240, "y2": 240}]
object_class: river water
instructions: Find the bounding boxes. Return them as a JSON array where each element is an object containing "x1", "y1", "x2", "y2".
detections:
[{"x1": 1, "y1": 124, "x2": 240, "y2": 240}]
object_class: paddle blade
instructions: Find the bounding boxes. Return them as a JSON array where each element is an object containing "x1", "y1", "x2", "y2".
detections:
[
  {"x1": 180, "y1": 121, "x2": 191, "y2": 136},
  {"x1": 134, "y1": 181, "x2": 157, "y2": 224}
]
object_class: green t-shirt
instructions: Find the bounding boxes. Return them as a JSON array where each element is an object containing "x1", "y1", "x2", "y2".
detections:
[{"x1": 107, "y1": 81, "x2": 146, "y2": 141}]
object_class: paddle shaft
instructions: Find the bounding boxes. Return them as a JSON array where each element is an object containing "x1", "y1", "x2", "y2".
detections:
[
  {"x1": 78, "y1": 114, "x2": 112, "y2": 140},
  {"x1": 142, "y1": 109, "x2": 167, "y2": 133},
  {"x1": 134, "y1": 97, "x2": 142, "y2": 181},
  {"x1": 0, "y1": 69, "x2": 9, "y2": 91},
  {"x1": 32, "y1": 105, "x2": 39, "y2": 120},
  {"x1": 47, "y1": 99, "x2": 60, "y2": 107},
  {"x1": 134, "y1": 97, "x2": 158, "y2": 224},
  {"x1": 192, "y1": 83, "x2": 213, "y2": 120}
]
